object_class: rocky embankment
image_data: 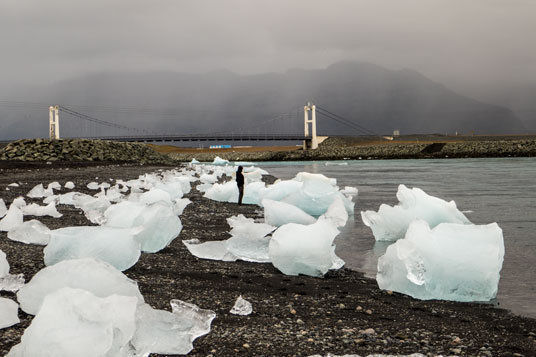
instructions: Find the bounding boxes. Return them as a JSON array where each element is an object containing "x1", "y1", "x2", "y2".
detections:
[
  {"x1": 166, "y1": 137, "x2": 536, "y2": 162},
  {"x1": 0, "y1": 139, "x2": 175, "y2": 164}
]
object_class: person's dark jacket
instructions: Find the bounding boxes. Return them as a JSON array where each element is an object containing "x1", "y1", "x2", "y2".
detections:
[{"x1": 236, "y1": 172, "x2": 244, "y2": 187}]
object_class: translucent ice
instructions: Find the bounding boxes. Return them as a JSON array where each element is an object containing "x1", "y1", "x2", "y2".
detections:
[
  {"x1": 225, "y1": 215, "x2": 274, "y2": 263},
  {"x1": 139, "y1": 188, "x2": 172, "y2": 205},
  {"x1": 105, "y1": 201, "x2": 182, "y2": 253},
  {"x1": 229, "y1": 295, "x2": 252, "y2": 315},
  {"x1": 377, "y1": 220, "x2": 504, "y2": 302},
  {"x1": 17, "y1": 258, "x2": 144, "y2": 315},
  {"x1": 0, "y1": 298, "x2": 20, "y2": 329},
  {"x1": 183, "y1": 239, "x2": 238, "y2": 261},
  {"x1": 0, "y1": 205, "x2": 23, "y2": 232},
  {"x1": 173, "y1": 198, "x2": 191, "y2": 216},
  {"x1": 131, "y1": 303, "x2": 195, "y2": 355},
  {"x1": 44, "y1": 226, "x2": 141, "y2": 271},
  {"x1": 72, "y1": 194, "x2": 111, "y2": 224},
  {"x1": 321, "y1": 197, "x2": 349, "y2": 228},
  {"x1": 21, "y1": 202, "x2": 62, "y2": 218},
  {"x1": 204, "y1": 181, "x2": 239, "y2": 203},
  {"x1": 0, "y1": 199, "x2": 7, "y2": 218},
  {"x1": 361, "y1": 184, "x2": 471, "y2": 241},
  {"x1": 8, "y1": 287, "x2": 138, "y2": 357},
  {"x1": 269, "y1": 217, "x2": 343, "y2": 277},
  {"x1": 190, "y1": 158, "x2": 200, "y2": 164},
  {"x1": 262, "y1": 199, "x2": 316, "y2": 227},
  {"x1": 170, "y1": 299, "x2": 216, "y2": 339},
  {"x1": 7, "y1": 220, "x2": 50, "y2": 245}
]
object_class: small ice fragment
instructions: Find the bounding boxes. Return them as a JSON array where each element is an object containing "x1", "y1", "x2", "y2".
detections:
[
  {"x1": 0, "y1": 274, "x2": 25, "y2": 292},
  {"x1": 64, "y1": 181, "x2": 75, "y2": 189},
  {"x1": 12, "y1": 197, "x2": 26, "y2": 208},
  {"x1": 0, "y1": 298, "x2": 20, "y2": 329},
  {"x1": 27, "y1": 184, "x2": 46, "y2": 198},
  {"x1": 0, "y1": 199, "x2": 7, "y2": 218},
  {"x1": 86, "y1": 182, "x2": 100, "y2": 190},
  {"x1": 8, "y1": 183, "x2": 19, "y2": 187},
  {"x1": 0, "y1": 205, "x2": 23, "y2": 232},
  {"x1": 0, "y1": 249, "x2": 9, "y2": 277},
  {"x1": 230, "y1": 295, "x2": 252, "y2": 315},
  {"x1": 47, "y1": 182, "x2": 61, "y2": 191},
  {"x1": 170, "y1": 299, "x2": 216, "y2": 339}
]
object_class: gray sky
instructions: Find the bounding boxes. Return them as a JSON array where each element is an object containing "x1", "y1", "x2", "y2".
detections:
[{"x1": 1, "y1": 0, "x2": 535, "y2": 97}]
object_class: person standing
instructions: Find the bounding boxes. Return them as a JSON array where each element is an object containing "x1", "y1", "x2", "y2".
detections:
[{"x1": 236, "y1": 165, "x2": 244, "y2": 205}]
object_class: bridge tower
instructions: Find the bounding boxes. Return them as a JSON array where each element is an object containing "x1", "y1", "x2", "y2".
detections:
[
  {"x1": 303, "y1": 102, "x2": 318, "y2": 149},
  {"x1": 49, "y1": 105, "x2": 60, "y2": 140}
]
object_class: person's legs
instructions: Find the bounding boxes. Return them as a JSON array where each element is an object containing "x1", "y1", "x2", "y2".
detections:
[{"x1": 238, "y1": 186, "x2": 244, "y2": 205}]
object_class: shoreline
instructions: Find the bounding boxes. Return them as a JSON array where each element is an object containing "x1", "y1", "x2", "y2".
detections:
[{"x1": 0, "y1": 162, "x2": 535, "y2": 356}]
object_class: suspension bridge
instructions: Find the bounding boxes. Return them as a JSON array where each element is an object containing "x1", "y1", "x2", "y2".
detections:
[{"x1": 1, "y1": 100, "x2": 380, "y2": 149}]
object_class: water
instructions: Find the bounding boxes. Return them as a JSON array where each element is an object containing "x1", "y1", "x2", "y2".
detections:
[{"x1": 257, "y1": 158, "x2": 536, "y2": 319}]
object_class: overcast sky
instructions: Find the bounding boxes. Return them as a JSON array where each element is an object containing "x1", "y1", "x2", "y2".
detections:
[{"x1": 1, "y1": 0, "x2": 535, "y2": 97}]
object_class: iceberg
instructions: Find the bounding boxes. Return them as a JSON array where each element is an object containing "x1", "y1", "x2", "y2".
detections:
[
  {"x1": 190, "y1": 158, "x2": 200, "y2": 164},
  {"x1": 229, "y1": 295, "x2": 253, "y2": 315},
  {"x1": 269, "y1": 217, "x2": 343, "y2": 277},
  {"x1": 361, "y1": 184, "x2": 471, "y2": 241},
  {"x1": 7, "y1": 220, "x2": 51, "y2": 245},
  {"x1": 8, "y1": 287, "x2": 138, "y2": 357},
  {"x1": 377, "y1": 220, "x2": 505, "y2": 302},
  {"x1": 44, "y1": 226, "x2": 141, "y2": 271},
  {"x1": 262, "y1": 198, "x2": 316, "y2": 227},
  {"x1": 17, "y1": 258, "x2": 144, "y2": 315},
  {"x1": 0, "y1": 298, "x2": 20, "y2": 329},
  {"x1": 104, "y1": 201, "x2": 182, "y2": 253},
  {"x1": 0, "y1": 205, "x2": 23, "y2": 232},
  {"x1": 212, "y1": 156, "x2": 229, "y2": 165}
]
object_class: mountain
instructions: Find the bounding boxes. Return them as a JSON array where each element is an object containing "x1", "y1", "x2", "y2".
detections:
[{"x1": 0, "y1": 61, "x2": 527, "y2": 139}]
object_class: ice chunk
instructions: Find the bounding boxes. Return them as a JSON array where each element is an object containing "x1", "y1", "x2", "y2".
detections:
[
  {"x1": 0, "y1": 199, "x2": 7, "y2": 218},
  {"x1": 0, "y1": 274, "x2": 25, "y2": 292},
  {"x1": 170, "y1": 299, "x2": 216, "y2": 339},
  {"x1": 131, "y1": 303, "x2": 195, "y2": 356},
  {"x1": 8, "y1": 287, "x2": 137, "y2": 357},
  {"x1": 8, "y1": 183, "x2": 19, "y2": 187},
  {"x1": 0, "y1": 249, "x2": 9, "y2": 277},
  {"x1": 105, "y1": 201, "x2": 182, "y2": 253},
  {"x1": 341, "y1": 186, "x2": 358, "y2": 197},
  {"x1": 173, "y1": 198, "x2": 191, "y2": 216},
  {"x1": 183, "y1": 239, "x2": 238, "y2": 261},
  {"x1": 212, "y1": 156, "x2": 229, "y2": 165},
  {"x1": 361, "y1": 184, "x2": 472, "y2": 241},
  {"x1": 377, "y1": 220, "x2": 504, "y2": 302},
  {"x1": 0, "y1": 298, "x2": 20, "y2": 329},
  {"x1": 204, "y1": 181, "x2": 239, "y2": 203},
  {"x1": 21, "y1": 202, "x2": 62, "y2": 218},
  {"x1": 27, "y1": 184, "x2": 46, "y2": 198},
  {"x1": 262, "y1": 199, "x2": 316, "y2": 227},
  {"x1": 200, "y1": 173, "x2": 217, "y2": 184},
  {"x1": 73, "y1": 194, "x2": 111, "y2": 224},
  {"x1": 233, "y1": 161, "x2": 255, "y2": 166},
  {"x1": 64, "y1": 181, "x2": 75, "y2": 189},
  {"x1": 0, "y1": 205, "x2": 23, "y2": 232},
  {"x1": 17, "y1": 258, "x2": 144, "y2": 315},
  {"x1": 86, "y1": 181, "x2": 100, "y2": 190},
  {"x1": 225, "y1": 215, "x2": 275, "y2": 263},
  {"x1": 229, "y1": 295, "x2": 252, "y2": 315},
  {"x1": 47, "y1": 182, "x2": 61, "y2": 191},
  {"x1": 269, "y1": 217, "x2": 343, "y2": 277},
  {"x1": 44, "y1": 226, "x2": 141, "y2": 271},
  {"x1": 261, "y1": 180, "x2": 302, "y2": 201},
  {"x1": 12, "y1": 197, "x2": 26, "y2": 208},
  {"x1": 7, "y1": 220, "x2": 50, "y2": 245},
  {"x1": 321, "y1": 197, "x2": 349, "y2": 227},
  {"x1": 139, "y1": 188, "x2": 172, "y2": 205},
  {"x1": 190, "y1": 158, "x2": 200, "y2": 164}
]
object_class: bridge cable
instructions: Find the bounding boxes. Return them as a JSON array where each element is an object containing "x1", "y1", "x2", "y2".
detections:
[{"x1": 315, "y1": 106, "x2": 380, "y2": 136}]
